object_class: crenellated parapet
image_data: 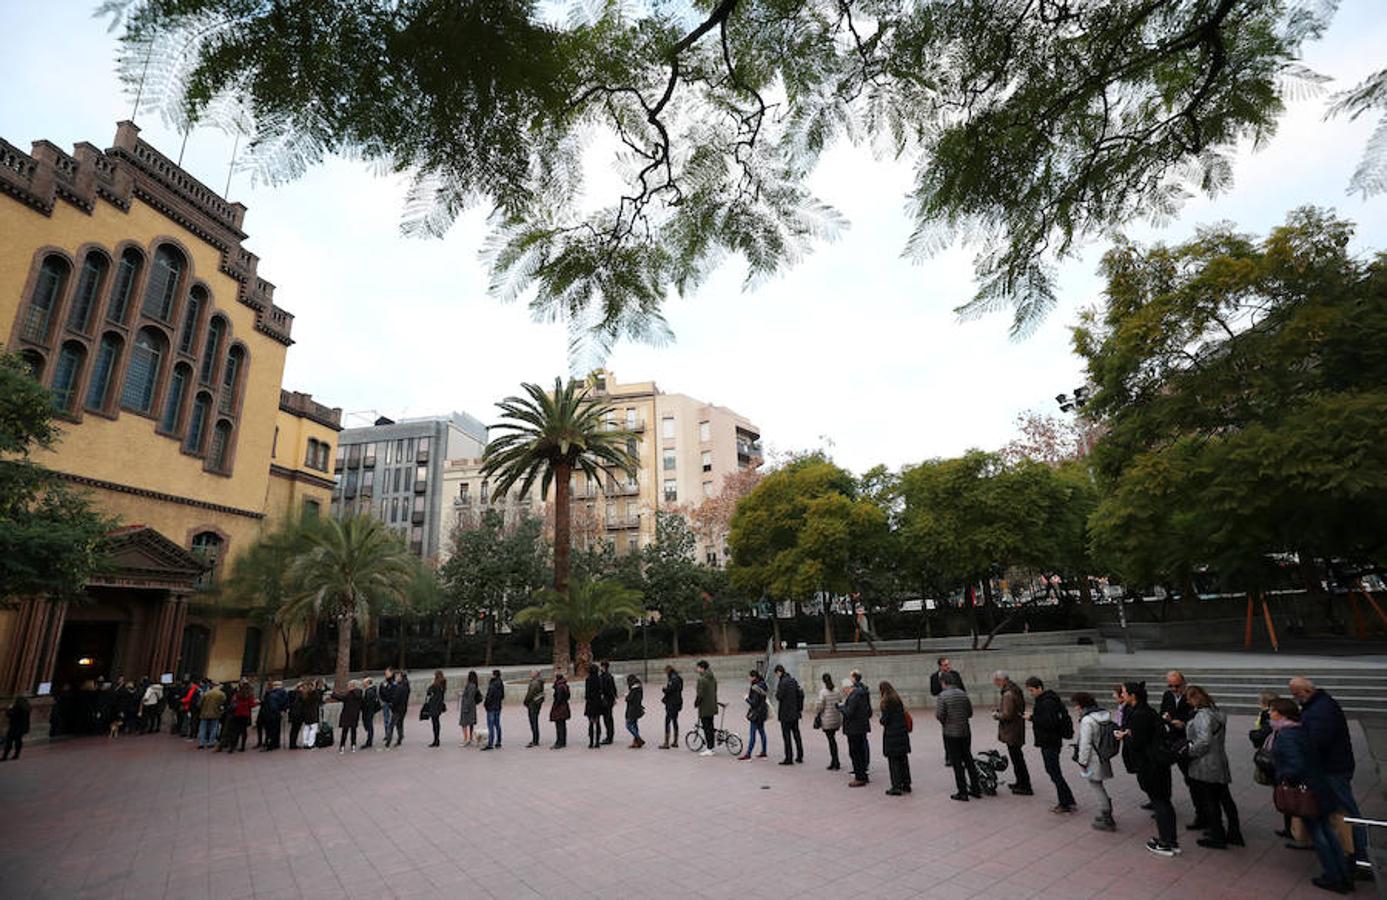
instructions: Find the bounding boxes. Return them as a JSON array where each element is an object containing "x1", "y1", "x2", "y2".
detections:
[{"x1": 0, "y1": 121, "x2": 295, "y2": 345}]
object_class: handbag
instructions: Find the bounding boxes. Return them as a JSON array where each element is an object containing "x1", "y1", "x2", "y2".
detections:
[
  {"x1": 812, "y1": 713, "x2": 822, "y2": 730},
  {"x1": 1252, "y1": 746, "x2": 1275, "y2": 785},
  {"x1": 1273, "y1": 782, "x2": 1320, "y2": 819},
  {"x1": 904, "y1": 710, "x2": 914, "y2": 733}
]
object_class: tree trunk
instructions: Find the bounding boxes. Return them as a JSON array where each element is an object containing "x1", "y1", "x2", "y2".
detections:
[
  {"x1": 444, "y1": 619, "x2": 455, "y2": 668},
  {"x1": 533, "y1": 622, "x2": 542, "y2": 654},
  {"x1": 552, "y1": 460, "x2": 574, "y2": 674},
  {"x1": 671, "y1": 624, "x2": 680, "y2": 658},
  {"x1": 573, "y1": 639, "x2": 593, "y2": 678},
  {"x1": 966, "y1": 583, "x2": 981, "y2": 650},
  {"x1": 770, "y1": 609, "x2": 781, "y2": 651},
  {"x1": 277, "y1": 622, "x2": 292, "y2": 677},
  {"x1": 823, "y1": 593, "x2": 837, "y2": 653},
  {"x1": 484, "y1": 615, "x2": 495, "y2": 667},
  {"x1": 334, "y1": 614, "x2": 352, "y2": 692}
]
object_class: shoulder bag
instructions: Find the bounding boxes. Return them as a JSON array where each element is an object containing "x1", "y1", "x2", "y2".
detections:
[{"x1": 1273, "y1": 781, "x2": 1320, "y2": 819}]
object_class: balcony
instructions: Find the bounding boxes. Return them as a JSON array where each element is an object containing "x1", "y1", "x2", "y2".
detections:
[
  {"x1": 603, "y1": 418, "x2": 646, "y2": 433},
  {"x1": 362, "y1": 454, "x2": 376, "y2": 468},
  {"x1": 411, "y1": 510, "x2": 425, "y2": 525},
  {"x1": 414, "y1": 480, "x2": 427, "y2": 494},
  {"x1": 605, "y1": 514, "x2": 641, "y2": 530}
]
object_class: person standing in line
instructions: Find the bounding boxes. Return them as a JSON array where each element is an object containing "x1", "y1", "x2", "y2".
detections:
[
  {"x1": 359, "y1": 677, "x2": 378, "y2": 750},
  {"x1": 739, "y1": 670, "x2": 769, "y2": 760},
  {"x1": 261, "y1": 681, "x2": 287, "y2": 752},
  {"x1": 2, "y1": 695, "x2": 31, "y2": 761},
  {"x1": 1290, "y1": 676, "x2": 1368, "y2": 875},
  {"x1": 287, "y1": 682, "x2": 306, "y2": 750},
  {"x1": 1072, "y1": 692, "x2": 1116, "y2": 832},
  {"x1": 226, "y1": 681, "x2": 257, "y2": 753},
  {"x1": 1249, "y1": 689, "x2": 1292, "y2": 839},
  {"x1": 385, "y1": 671, "x2": 410, "y2": 748},
  {"x1": 196, "y1": 681, "x2": 226, "y2": 750},
  {"x1": 550, "y1": 672, "x2": 571, "y2": 749},
  {"x1": 695, "y1": 660, "x2": 718, "y2": 757},
  {"x1": 936, "y1": 670, "x2": 981, "y2": 800},
  {"x1": 458, "y1": 671, "x2": 482, "y2": 747},
  {"x1": 300, "y1": 680, "x2": 323, "y2": 750},
  {"x1": 991, "y1": 671, "x2": 1033, "y2": 796},
  {"x1": 598, "y1": 661, "x2": 618, "y2": 746},
  {"x1": 625, "y1": 674, "x2": 645, "y2": 748},
  {"x1": 1267, "y1": 697, "x2": 1353, "y2": 893},
  {"x1": 523, "y1": 670, "x2": 545, "y2": 748},
  {"x1": 659, "y1": 665, "x2": 683, "y2": 749},
  {"x1": 1160, "y1": 670, "x2": 1201, "y2": 827},
  {"x1": 584, "y1": 665, "x2": 605, "y2": 749},
  {"x1": 1025, "y1": 676, "x2": 1077, "y2": 814},
  {"x1": 839, "y1": 676, "x2": 873, "y2": 786},
  {"x1": 481, "y1": 669, "x2": 505, "y2": 751},
  {"x1": 878, "y1": 681, "x2": 912, "y2": 796},
  {"x1": 930, "y1": 657, "x2": 963, "y2": 766},
  {"x1": 424, "y1": 671, "x2": 448, "y2": 748},
  {"x1": 814, "y1": 673, "x2": 843, "y2": 771},
  {"x1": 177, "y1": 679, "x2": 197, "y2": 738},
  {"x1": 1182, "y1": 685, "x2": 1242, "y2": 849},
  {"x1": 1116, "y1": 681, "x2": 1180, "y2": 857},
  {"x1": 334, "y1": 680, "x2": 364, "y2": 754},
  {"x1": 773, "y1": 664, "x2": 804, "y2": 765},
  {"x1": 140, "y1": 680, "x2": 164, "y2": 734},
  {"x1": 379, "y1": 666, "x2": 396, "y2": 744}
]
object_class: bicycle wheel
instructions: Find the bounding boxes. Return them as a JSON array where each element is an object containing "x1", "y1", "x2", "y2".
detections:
[
  {"x1": 684, "y1": 728, "x2": 705, "y2": 752},
  {"x1": 723, "y1": 731, "x2": 743, "y2": 756}
]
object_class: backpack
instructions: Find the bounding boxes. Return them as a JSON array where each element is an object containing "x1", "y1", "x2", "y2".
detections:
[
  {"x1": 315, "y1": 724, "x2": 334, "y2": 748},
  {"x1": 1057, "y1": 704, "x2": 1074, "y2": 740},
  {"x1": 1092, "y1": 716, "x2": 1119, "y2": 761}
]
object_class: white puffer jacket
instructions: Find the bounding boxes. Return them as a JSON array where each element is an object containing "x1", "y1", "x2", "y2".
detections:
[{"x1": 1075, "y1": 707, "x2": 1113, "y2": 781}]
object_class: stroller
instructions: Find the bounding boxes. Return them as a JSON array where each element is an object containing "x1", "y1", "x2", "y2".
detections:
[{"x1": 974, "y1": 748, "x2": 1009, "y2": 796}]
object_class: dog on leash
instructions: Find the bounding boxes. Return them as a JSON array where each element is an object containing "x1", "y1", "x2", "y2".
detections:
[{"x1": 107, "y1": 714, "x2": 123, "y2": 739}]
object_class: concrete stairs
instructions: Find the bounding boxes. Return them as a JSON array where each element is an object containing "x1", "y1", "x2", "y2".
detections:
[{"x1": 1052, "y1": 666, "x2": 1387, "y2": 720}]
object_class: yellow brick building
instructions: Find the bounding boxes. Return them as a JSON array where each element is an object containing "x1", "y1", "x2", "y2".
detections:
[{"x1": 0, "y1": 122, "x2": 339, "y2": 701}]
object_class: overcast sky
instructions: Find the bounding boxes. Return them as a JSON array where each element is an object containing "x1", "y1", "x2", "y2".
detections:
[{"x1": 3, "y1": 2, "x2": 1385, "y2": 474}]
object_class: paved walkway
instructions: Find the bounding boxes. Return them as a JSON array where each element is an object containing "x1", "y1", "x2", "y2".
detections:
[{"x1": 0, "y1": 709, "x2": 1380, "y2": 899}]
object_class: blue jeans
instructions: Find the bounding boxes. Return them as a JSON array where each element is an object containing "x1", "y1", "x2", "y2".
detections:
[
  {"x1": 197, "y1": 718, "x2": 220, "y2": 748},
  {"x1": 382, "y1": 704, "x2": 393, "y2": 737},
  {"x1": 626, "y1": 720, "x2": 640, "y2": 740},
  {"x1": 1324, "y1": 773, "x2": 1367, "y2": 859},
  {"x1": 486, "y1": 709, "x2": 502, "y2": 748},
  {"x1": 1306, "y1": 814, "x2": 1351, "y2": 884},
  {"x1": 746, "y1": 721, "x2": 767, "y2": 755}
]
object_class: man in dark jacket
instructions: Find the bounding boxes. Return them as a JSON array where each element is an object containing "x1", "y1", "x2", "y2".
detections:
[
  {"x1": 1291, "y1": 677, "x2": 1367, "y2": 867},
  {"x1": 935, "y1": 670, "x2": 981, "y2": 800},
  {"x1": 838, "y1": 677, "x2": 872, "y2": 786},
  {"x1": 773, "y1": 664, "x2": 804, "y2": 765},
  {"x1": 598, "y1": 661, "x2": 618, "y2": 745},
  {"x1": 1026, "y1": 676, "x2": 1076, "y2": 813},
  {"x1": 992, "y1": 671, "x2": 1032, "y2": 795},
  {"x1": 260, "y1": 681, "x2": 288, "y2": 751},
  {"x1": 385, "y1": 671, "x2": 409, "y2": 748},
  {"x1": 379, "y1": 666, "x2": 396, "y2": 739},
  {"x1": 360, "y1": 677, "x2": 379, "y2": 749},
  {"x1": 930, "y1": 657, "x2": 963, "y2": 765},
  {"x1": 482, "y1": 669, "x2": 505, "y2": 750},
  {"x1": 660, "y1": 665, "x2": 684, "y2": 749},
  {"x1": 523, "y1": 670, "x2": 545, "y2": 748},
  {"x1": 1160, "y1": 670, "x2": 1202, "y2": 826},
  {"x1": 1118, "y1": 681, "x2": 1179, "y2": 856}
]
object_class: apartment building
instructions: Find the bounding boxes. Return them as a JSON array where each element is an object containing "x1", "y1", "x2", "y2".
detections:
[{"x1": 332, "y1": 411, "x2": 487, "y2": 559}]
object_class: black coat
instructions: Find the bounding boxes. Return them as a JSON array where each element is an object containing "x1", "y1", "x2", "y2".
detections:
[
  {"x1": 745, "y1": 680, "x2": 769, "y2": 724},
  {"x1": 425, "y1": 682, "x2": 448, "y2": 717},
  {"x1": 879, "y1": 700, "x2": 911, "y2": 757},
  {"x1": 584, "y1": 671, "x2": 605, "y2": 718},
  {"x1": 1120, "y1": 702, "x2": 1168, "y2": 776},
  {"x1": 663, "y1": 672, "x2": 684, "y2": 711},
  {"x1": 929, "y1": 669, "x2": 964, "y2": 696},
  {"x1": 839, "y1": 683, "x2": 872, "y2": 736},
  {"x1": 775, "y1": 674, "x2": 803, "y2": 723},
  {"x1": 336, "y1": 689, "x2": 363, "y2": 728},
  {"x1": 483, "y1": 677, "x2": 504, "y2": 713},
  {"x1": 550, "y1": 680, "x2": 571, "y2": 722},
  {"x1": 625, "y1": 684, "x2": 644, "y2": 722},
  {"x1": 599, "y1": 670, "x2": 618, "y2": 711},
  {"x1": 300, "y1": 689, "x2": 323, "y2": 725},
  {"x1": 1031, "y1": 689, "x2": 1067, "y2": 749},
  {"x1": 361, "y1": 685, "x2": 380, "y2": 716},
  {"x1": 390, "y1": 680, "x2": 411, "y2": 715},
  {"x1": 5, "y1": 703, "x2": 30, "y2": 737}
]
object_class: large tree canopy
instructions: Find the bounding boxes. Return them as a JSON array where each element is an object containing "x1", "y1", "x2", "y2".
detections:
[
  {"x1": 104, "y1": 0, "x2": 1335, "y2": 347},
  {"x1": 1076, "y1": 207, "x2": 1387, "y2": 590}
]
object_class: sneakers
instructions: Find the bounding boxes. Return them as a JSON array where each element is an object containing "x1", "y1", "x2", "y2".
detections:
[
  {"x1": 1146, "y1": 839, "x2": 1181, "y2": 858},
  {"x1": 698, "y1": 749, "x2": 715, "y2": 757}
]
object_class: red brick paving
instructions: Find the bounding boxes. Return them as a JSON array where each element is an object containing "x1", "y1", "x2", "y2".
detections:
[{"x1": 0, "y1": 709, "x2": 1377, "y2": 899}]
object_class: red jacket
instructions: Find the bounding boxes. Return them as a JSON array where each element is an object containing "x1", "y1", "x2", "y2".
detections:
[{"x1": 233, "y1": 695, "x2": 258, "y2": 718}]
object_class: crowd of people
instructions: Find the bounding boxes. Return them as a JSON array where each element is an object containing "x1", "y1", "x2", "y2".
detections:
[{"x1": 2, "y1": 658, "x2": 1373, "y2": 893}]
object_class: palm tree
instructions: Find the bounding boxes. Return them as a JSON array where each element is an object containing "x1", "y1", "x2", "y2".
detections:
[
  {"x1": 282, "y1": 515, "x2": 418, "y2": 690},
  {"x1": 220, "y1": 517, "x2": 312, "y2": 676},
  {"x1": 482, "y1": 377, "x2": 638, "y2": 672},
  {"x1": 515, "y1": 578, "x2": 644, "y2": 676}
]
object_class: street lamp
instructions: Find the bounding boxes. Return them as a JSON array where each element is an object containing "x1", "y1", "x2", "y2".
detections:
[{"x1": 1055, "y1": 385, "x2": 1090, "y2": 413}]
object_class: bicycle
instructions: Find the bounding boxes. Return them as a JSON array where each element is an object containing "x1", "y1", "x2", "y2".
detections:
[{"x1": 684, "y1": 702, "x2": 744, "y2": 756}]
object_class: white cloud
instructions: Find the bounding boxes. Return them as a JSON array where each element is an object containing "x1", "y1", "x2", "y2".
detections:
[{"x1": 3, "y1": 2, "x2": 1384, "y2": 474}]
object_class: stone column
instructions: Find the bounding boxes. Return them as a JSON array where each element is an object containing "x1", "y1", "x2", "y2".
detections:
[
  {"x1": 167, "y1": 596, "x2": 189, "y2": 678},
  {"x1": 0, "y1": 598, "x2": 58, "y2": 695},
  {"x1": 148, "y1": 594, "x2": 177, "y2": 678},
  {"x1": 35, "y1": 600, "x2": 68, "y2": 689}
]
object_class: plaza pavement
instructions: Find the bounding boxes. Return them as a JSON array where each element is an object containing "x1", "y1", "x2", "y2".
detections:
[{"x1": 0, "y1": 707, "x2": 1381, "y2": 900}]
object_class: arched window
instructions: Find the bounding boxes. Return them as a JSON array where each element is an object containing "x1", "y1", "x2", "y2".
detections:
[
  {"x1": 178, "y1": 286, "x2": 205, "y2": 354},
  {"x1": 191, "y1": 531, "x2": 224, "y2": 585},
  {"x1": 218, "y1": 345, "x2": 244, "y2": 415},
  {"x1": 208, "y1": 419, "x2": 233, "y2": 471},
  {"x1": 51, "y1": 342, "x2": 86, "y2": 414},
  {"x1": 199, "y1": 317, "x2": 225, "y2": 383},
  {"x1": 161, "y1": 363, "x2": 191, "y2": 433},
  {"x1": 141, "y1": 245, "x2": 183, "y2": 321},
  {"x1": 22, "y1": 255, "x2": 69, "y2": 343},
  {"x1": 185, "y1": 392, "x2": 211, "y2": 453},
  {"x1": 106, "y1": 249, "x2": 142, "y2": 325},
  {"x1": 66, "y1": 252, "x2": 107, "y2": 333},
  {"x1": 121, "y1": 327, "x2": 166, "y2": 414},
  {"x1": 19, "y1": 350, "x2": 44, "y2": 380},
  {"x1": 85, "y1": 333, "x2": 122, "y2": 412}
]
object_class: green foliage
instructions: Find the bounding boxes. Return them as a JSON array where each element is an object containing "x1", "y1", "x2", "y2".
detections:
[
  {"x1": 1077, "y1": 208, "x2": 1387, "y2": 588},
  {"x1": 514, "y1": 576, "x2": 644, "y2": 673},
  {"x1": 438, "y1": 509, "x2": 547, "y2": 641},
  {"x1": 640, "y1": 511, "x2": 709, "y2": 644},
  {"x1": 103, "y1": 0, "x2": 1333, "y2": 344},
  {"x1": 0, "y1": 352, "x2": 112, "y2": 603}
]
